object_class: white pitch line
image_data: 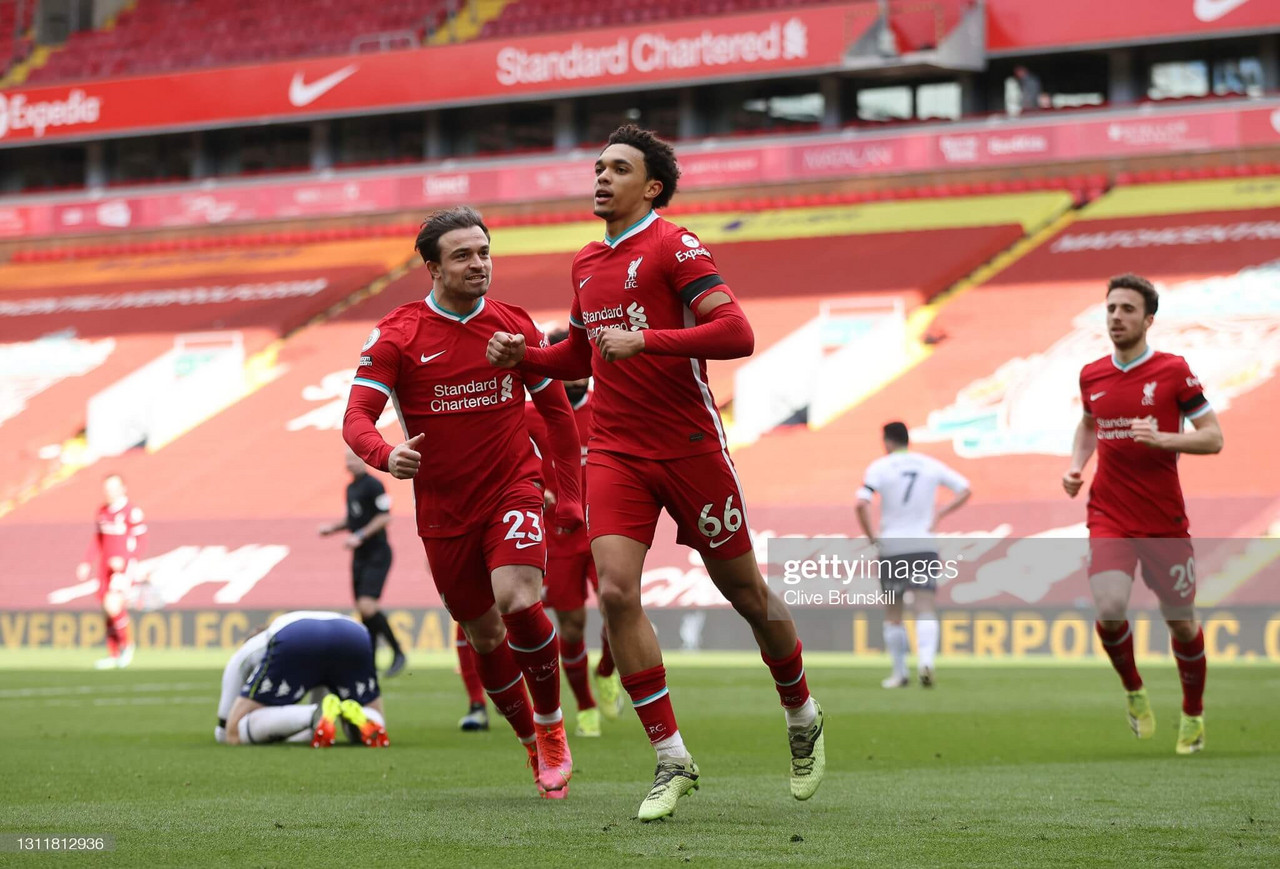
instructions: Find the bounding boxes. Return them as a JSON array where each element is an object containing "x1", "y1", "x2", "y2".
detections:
[
  {"x1": 34, "y1": 695, "x2": 212, "y2": 708},
  {"x1": 0, "y1": 681, "x2": 209, "y2": 699}
]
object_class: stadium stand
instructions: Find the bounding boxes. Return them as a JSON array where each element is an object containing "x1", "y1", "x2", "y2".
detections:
[
  {"x1": 481, "y1": 0, "x2": 971, "y2": 43},
  {"x1": 0, "y1": 0, "x2": 31, "y2": 77},
  {"x1": 0, "y1": 238, "x2": 413, "y2": 515},
  {"x1": 24, "y1": 0, "x2": 453, "y2": 84}
]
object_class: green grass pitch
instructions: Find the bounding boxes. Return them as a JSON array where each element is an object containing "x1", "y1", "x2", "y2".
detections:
[{"x1": 1, "y1": 651, "x2": 1277, "y2": 867}]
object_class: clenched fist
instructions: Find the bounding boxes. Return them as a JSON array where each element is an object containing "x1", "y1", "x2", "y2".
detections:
[
  {"x1": 1062, "y1": 469, "x2": 1084, "y2": 498},
  {"x1": 595, "y1": 327, "x2": 645, "y2": 362},
  {"x1": 488, "y1": 331, "x2": 526, "y2": 368}
]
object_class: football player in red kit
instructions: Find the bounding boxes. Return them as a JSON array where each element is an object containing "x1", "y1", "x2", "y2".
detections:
[
  {"x1": 488, "y1": 126, "x2": 824, "y2": 820},
  {"x1": 77, "y1": 473, "x2": 146, "y2": 670},
  {"x1": 343, "y1": 207, "x2": 584, "y2": 799},
  {"x1": 1063, "y1": 273, "x2": 1223, "y2": 755}
]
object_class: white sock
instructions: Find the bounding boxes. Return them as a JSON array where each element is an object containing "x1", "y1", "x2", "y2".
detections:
[
  {"x1": 784, "y1": 697, "x2": 817, "y2": 730},
  {"x1": 362, "y1": 706, "x2": 385, "y2": 727},
  {"x1": 285, "y1": 728, "x2": 312, "y2": 743},
  {"x1": 653, "y1": 731, "x2": 687, "y2": 762},
  {"x1": 917, "y1": 617, "x2": 939, "y2": 671},
  {"x1": 884, "y1": 622, "x2": 909, "y2": 678},
  {"x1": 238, "y1": 705, "x2": 317, "y2": 744},
  {"x1": 533, "y1": 708, "x2": 563, "y2": 726}
]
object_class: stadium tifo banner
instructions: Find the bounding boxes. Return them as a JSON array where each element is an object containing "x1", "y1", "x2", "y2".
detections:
[
  {"x1": 0, "y1": 5, "x2": 866, "y2": 145},
  {"x1": 2, "y1": 608, "x2": 1279, "y2": 657},
  {"x1": 988, "y1": 0, "x2": 1280, "y2": 52},
  {"x1": 1, "y1": 101, "x2": 1277, "y2": 240}
]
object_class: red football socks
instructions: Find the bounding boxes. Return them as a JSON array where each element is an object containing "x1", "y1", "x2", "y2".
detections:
[
  {"x1": 501, "y1": 602, "x2": 561, "y2": 717},
  {"x1": 1171, "y1": 627, "x2": 1207, "y2": 716},
  {"x1": 595, "y1": 630, "x2": 616, "y2": 678},
  {"x1": 762, "y1": 639, "x2": 811, "y2": 709},
  {"x1": 622, "y1": 664, "x2": 679, "y2": 745},
  {"x1": 1097, "y1": 621, "x2": 1144, "y2": 691},
  {"x1": 560, "y1": 638, "x2": 596, "y2": 711},
  {"x1": 455, "y1": 624, "x2": 486, "y2": 706},
  {"x1": 472, "y1": 641, "x2": 534, "y2": 741}
]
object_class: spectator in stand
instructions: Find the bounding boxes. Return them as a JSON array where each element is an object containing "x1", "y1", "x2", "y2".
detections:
[{"x1": 1013, "y1": 66, "x2": 1049, "y2": 114}]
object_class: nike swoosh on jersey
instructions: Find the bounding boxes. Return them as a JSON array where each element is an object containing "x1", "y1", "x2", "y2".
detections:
[
  {"x1": 579, "y1": 276, "x2": 593, "y2": 289},
  {"x1": 1090, "y1": 392, "x2": 1107, "y2": 400},
  {"x1": 1194, "y1": 0, "x2": 1251, "y2": 23},
  {"x1": 515, "y1": 540, "x2": 540, "y2": 549},
  {"x1": 421, "y1": 351, "x2": 447, "y2": 364},
  {"x1": 288, "y1": 64, "x2": 359, "y2": 107},
  {"x1": 708, "y1": 535, "x2": 735, "y2": 549}
]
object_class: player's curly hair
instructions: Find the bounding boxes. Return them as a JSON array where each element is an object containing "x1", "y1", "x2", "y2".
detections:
[
  {"x1": 1107, "y1": 273, "x2": 1158, "y2": 317},
  {"x1": 605, "y1": 124, "x2": 680, "y2": 210},
  {"x1": 415, "y1": 206, "x2": 490, "y2": 264}
]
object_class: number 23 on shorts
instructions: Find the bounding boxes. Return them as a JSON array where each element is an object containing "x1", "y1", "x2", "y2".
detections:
[{"x1": 503, "y1": 510, "x2": 544, "y2": 550}]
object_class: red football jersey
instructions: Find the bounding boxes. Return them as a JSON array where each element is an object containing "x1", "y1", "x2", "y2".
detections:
[
  {"x1": 1080, "y1": 348, "x2": 1210, "y2": 536},
  {"x1": 569, "y1": 211, "x2": 731, "y2": 460},
  {"x1": 353, "y1": 294, "x2": 551, "y2": 537},
  {"x1": 525, "y1": 389, "x2": 592, "y2": 556},
  {"x1": 525, "y1": 388, "x2": 592, "y2": 499},
  {"x1": 86, "y1": 498, "x2": 147, "y2": 573}
]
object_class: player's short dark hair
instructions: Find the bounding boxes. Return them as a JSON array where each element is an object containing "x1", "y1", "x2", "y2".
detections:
[
  {"x1": 605, "y1": 124, "x2": 680, "y2": 210},
  {"x1": 547, "y1": 327, "x2": 570, "y2": 345},
  {"x1": 414, "y1": 206, "x2": 490, "y2": 264},
  {"x1": 883, "y1": 422, "x2": 909, "y2": 446},
  {"x1": 1107, "y1": 273, "x2": 1158, "y2": 317}
]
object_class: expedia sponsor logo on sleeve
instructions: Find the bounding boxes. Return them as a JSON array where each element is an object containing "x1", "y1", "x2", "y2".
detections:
[
  {"x1": 675, "y1": 246, "x2": 711, "y2": 263},
  {"x1": 0, "y1": 89, "x2": 103, "y2": 140}
]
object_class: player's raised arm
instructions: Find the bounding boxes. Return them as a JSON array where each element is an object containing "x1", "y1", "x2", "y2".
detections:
[
  {"x1": 1131, "y1": 409, "x2": 1223, "y2": 455},
  {"x1": 528, "y1": 377, "x2": 584, "y2": 533},
  {"x1": 1130, "y1": 362, "x2": 1222, "y2": 454},
  {"x1": 599, "y1": 289, "x2": 755, "y2": 362}
]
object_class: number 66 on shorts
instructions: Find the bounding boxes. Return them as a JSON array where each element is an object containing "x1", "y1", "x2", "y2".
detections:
[{"x1": 585, "y1": 449, "x2": 755, "y2": 560}]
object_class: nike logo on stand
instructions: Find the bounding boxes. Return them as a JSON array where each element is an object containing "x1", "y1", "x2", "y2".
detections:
[
  {"x1": 1090, "y1": 392, "x2": 1107, "y2": 401},
  {"x1": 288, "y1": 65, "x2": 359, "y2": 107},
  {"x1": 1194, "y1": 0, "x2": 1251, "y2": 23},
  {"x1": 421, "y1": 351, "x2": 447, "y2": 364},
  {"x1": 579, "y1": 276, "x2": 593, "y2": 289}
]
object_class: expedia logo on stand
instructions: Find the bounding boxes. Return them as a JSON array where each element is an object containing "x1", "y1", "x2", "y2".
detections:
[{"x1": 0, "y1": 89, "x2": 103, "y2": 140}]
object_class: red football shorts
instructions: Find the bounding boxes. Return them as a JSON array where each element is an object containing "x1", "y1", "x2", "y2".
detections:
[
  {"x1": 422, "y1": 482, "x2": 548, "y2": 622},
  {"x1": 585, "y1": 449, "x2": 754, "y2": 560},
  {"x1": 1088, "y1": 523, "x2": 1197, "y2": 608},
  {"x1": 95, "y1": 560, "x2": 132, "y2": 602},
  {"x1": 543, "y1": 527, "x2": 597, "y2": 611}
]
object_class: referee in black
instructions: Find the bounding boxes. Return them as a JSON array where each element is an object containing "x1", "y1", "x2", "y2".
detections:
[{"x1": 320, "y1": 449, "x2": 407, "y2": 677}]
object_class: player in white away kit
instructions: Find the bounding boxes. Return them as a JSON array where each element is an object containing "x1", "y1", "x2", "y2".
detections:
[
  {"x1": 856, "y1": 422, "x2": 971, "y2": 688},
  {"x1": 216, "y1": 611, "x2": 388, "y2": 748}
]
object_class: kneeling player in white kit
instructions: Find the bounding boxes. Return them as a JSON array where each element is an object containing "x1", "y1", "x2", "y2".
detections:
[
  {"x1": 856, "y1": 422, "x2": 971, "y2": 688},
  {"x1": 215, "y1": 611, "x2": 389, "y2": 747}
]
